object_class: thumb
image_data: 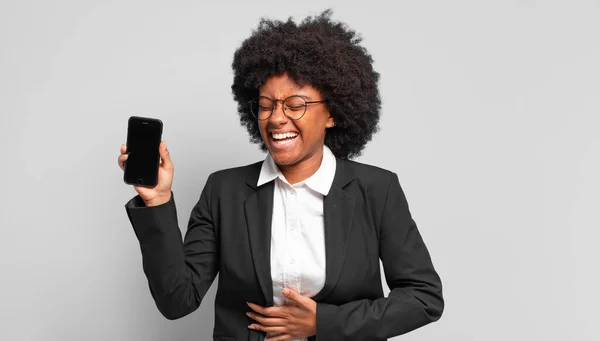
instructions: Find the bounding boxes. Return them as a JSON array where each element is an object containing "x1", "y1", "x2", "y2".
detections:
[
  {"x1": 159, "y1": 141, "x2": 173, "y2": 170},
  {"x1": 283, "y1": 288, "x2": 303, "y2": 304}
]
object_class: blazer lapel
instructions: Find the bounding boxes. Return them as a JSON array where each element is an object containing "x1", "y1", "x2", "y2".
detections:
[
  {"x1": 244, "y1": 179, "x2": 275, "y2": 306},
  {"x1": 243, "y1": 158, "x2": 356, "y2": 305},
  {"x1": 313, "y1": 159, "x2": 356, "y2": 301}
]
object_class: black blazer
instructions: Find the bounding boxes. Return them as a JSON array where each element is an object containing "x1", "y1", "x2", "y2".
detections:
[{"x1": 125, "y1": 157, "x2": 444, "y2": 341}]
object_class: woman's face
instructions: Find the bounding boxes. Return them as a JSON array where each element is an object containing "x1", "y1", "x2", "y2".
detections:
[{"x1": 258, "y1": 73, "x2": 335, "y2": 168}]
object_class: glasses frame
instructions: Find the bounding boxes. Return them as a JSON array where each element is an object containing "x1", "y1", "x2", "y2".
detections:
[{"x1": 249, "y1": 95, "x2": 327, "y2": 121}]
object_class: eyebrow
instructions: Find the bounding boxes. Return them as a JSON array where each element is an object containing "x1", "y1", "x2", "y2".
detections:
[{"x1": 259, "y1": 94, "x2": 313, "y2": 100}]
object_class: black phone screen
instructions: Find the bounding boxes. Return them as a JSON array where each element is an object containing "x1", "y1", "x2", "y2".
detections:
[{"x1": 124, "y1": 116, "x2": 163, "y2": 187}]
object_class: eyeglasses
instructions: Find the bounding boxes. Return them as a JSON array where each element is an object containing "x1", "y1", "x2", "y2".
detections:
[{"x1": 249, "y1": 95, "x2": 327, "y2": 121}]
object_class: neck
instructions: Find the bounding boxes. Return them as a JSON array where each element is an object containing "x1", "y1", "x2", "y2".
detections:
[{"x1": 278, "y1": 148, "x2": 324, "y2": 185}]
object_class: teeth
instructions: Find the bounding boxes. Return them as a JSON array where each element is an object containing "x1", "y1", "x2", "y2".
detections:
[{"x1": 272, "y1": 132, "x2": 298, "y2": 140}]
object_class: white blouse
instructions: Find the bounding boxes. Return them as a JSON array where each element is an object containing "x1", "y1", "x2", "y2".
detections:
[{"x1": 256, "y1": 145, "x2": 337, "y2": 341}]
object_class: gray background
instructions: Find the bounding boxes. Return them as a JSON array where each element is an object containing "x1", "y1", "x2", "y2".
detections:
[{"x1": 1, "y1": 0, "x2": 599, "y2": 340}]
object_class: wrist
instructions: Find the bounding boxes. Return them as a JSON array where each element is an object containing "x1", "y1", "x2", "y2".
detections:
[{"x1": 144, "y1": 192, "x2": 171, "y2": 207}]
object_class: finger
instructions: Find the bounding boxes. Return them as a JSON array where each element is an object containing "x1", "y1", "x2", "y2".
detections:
[
  {"x1": 265, "y1": 333, "x2": 293, "y2": 341},
  {"x1": 247, "y1": 302, "x2": 285, "y2": 317},
  {"x1": 121, "y1": 144, "x2": 127, "y2": 154},
  {"x1": 247, "y1": 302, "x2": 266, "y2": 315},
  {"x1": 158, "y1": 141, "x2": 173, "y2": 170},
  {"x1": 248, "y1": 324, "x2": 287, "y2": 334},
  {"x1": 246, "y1": 312, "x2": 286, "y2": 326},
  {"x1": 282, "y1": 288, "x2": 305, "y2": 307},
  {"x1": 118, "y1": 153, "x2": 129, "y2": 170}
]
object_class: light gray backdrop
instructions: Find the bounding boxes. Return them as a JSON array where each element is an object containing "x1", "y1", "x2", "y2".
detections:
[{"x1": 1, "y1": 0, "x2": 598, "y2": 340}]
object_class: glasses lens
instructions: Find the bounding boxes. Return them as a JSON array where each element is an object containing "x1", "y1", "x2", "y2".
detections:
[
  {"x1": 283, "y1": 96, "x2": 307, "y2": 119},
  {"x1": 250, "y1": 97, "x2": 274, "y2": 120}
]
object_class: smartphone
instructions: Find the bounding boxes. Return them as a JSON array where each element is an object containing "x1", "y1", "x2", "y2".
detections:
[{"x1": 123, "y1": 116, "x2": 163, "y2": 187}]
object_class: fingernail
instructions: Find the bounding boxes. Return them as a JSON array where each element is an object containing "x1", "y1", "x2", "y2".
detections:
[{"x1": 247, "y1": 324, "x2": 254, "y2": 329}]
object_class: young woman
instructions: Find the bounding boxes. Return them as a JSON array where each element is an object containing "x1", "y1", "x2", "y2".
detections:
[{"x1": 118, "y1": 10, "x2": 443, "y2": 341}]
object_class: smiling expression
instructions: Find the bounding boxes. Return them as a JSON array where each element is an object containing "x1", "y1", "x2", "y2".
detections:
[{"x1": 258, "y1": 73, "x2": 335, "y2": 171}]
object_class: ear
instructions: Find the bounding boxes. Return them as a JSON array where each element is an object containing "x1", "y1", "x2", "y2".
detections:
[{"x1": 325, "y1": 115, "x2": 335, "y2": 128}]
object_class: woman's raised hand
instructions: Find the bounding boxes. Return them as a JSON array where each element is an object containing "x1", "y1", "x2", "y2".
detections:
[{"x1": 118, "y1": 141, "x2": 174, "y2": 206}]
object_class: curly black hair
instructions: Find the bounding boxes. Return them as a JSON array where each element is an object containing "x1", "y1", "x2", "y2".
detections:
[{"x1": 231, "y1": 9, "x2": 381, "y2": 160}]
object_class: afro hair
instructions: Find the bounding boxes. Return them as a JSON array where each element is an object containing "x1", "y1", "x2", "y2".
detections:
[{"x1": 231, "y1": 9, "x2": 381, "y2": 160}]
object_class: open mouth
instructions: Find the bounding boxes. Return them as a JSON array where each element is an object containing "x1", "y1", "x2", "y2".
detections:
[
  {"x1": 272, "y1": 132, "x2": 298, "y2": 141},
  {"x1": 270, "y1": 132, "x2": 299, "y2": 148}
]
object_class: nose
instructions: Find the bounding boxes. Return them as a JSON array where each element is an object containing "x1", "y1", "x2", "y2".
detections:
[{"x1": 268, "y1": 100, "x2": 288, "y2": 125}]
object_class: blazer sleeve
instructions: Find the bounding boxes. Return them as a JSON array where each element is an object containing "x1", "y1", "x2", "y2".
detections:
[
  {"x1": 315, "y1": 172, "x2": 444, "y2": 340},
  {"x1": 124, "y1": 174, "x2": 219, "y2": 320}
]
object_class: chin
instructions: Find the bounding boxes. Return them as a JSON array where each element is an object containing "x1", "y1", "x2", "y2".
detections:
[{"x1": 270, "y1": 150, "x2": 301, "y2": 167}]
